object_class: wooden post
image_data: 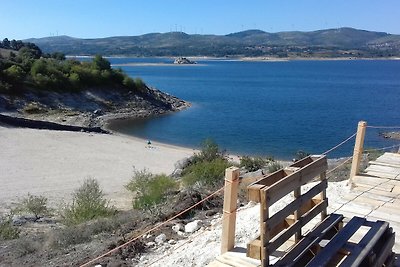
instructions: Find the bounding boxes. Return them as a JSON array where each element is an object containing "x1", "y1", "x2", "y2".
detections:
[
  {"x1": 349, "y1": 121, "x2": 367, "y2": 184},
  {"x1": 221, "y1": 166, "x2": 240, "y2": 254},
  {"x1": 320, "y1": 171, "x2": 327, "y2": 220},
  {"x1": 260, "y1": 189, "x2": 269, "y2": 267},
  {"x1": 294, "y1": 187, "x2": 302, "y2": 242}
]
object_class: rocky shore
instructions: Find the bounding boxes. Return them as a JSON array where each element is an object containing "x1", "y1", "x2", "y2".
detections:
[
  {"x1": 0, "y1": 85, "x2": 190, "y2": 130},
  {"x1": 380, "y1": 131, "x2": 400, "y2": 140}
]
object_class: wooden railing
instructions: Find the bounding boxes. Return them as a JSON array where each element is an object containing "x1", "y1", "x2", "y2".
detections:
[{"x1": 246, "y1": 155, "x2": 328, "y2": 266}]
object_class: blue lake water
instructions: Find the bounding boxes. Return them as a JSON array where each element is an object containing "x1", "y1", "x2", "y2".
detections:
[{"x1": 108, "y1": 58, "x2": 400, "y2": 160}]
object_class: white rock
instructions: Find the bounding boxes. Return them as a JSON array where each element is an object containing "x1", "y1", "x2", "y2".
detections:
[
  {"x1": 155, "y1": 233, "x2": 167, "y2": 244},
  {"x1": 168, "y1": 239, "x2": 176, "y2": 245},
  {"x1": 146, "y1": 241, "x2": 155, "y2": 247},
  {"x1": 177, "y1": 231, "x2": 186, "y2": 236},
  {"x1": 185, "y1": 220, "x2": 202, "y2": 233},
  {"x1": 172, "y1": 223, "x2": 184, "y2": 233}
]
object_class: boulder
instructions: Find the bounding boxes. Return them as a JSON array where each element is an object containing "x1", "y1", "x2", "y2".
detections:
[
  {"x1": 155, "y1": 233, "x2": 167, "y2": 244},
  {"x1": 185, "y1": 220, "x2": 202, "y2": 233},
  {"x1": 172, "y1": 223, "x2": 184, "y2": 233}
]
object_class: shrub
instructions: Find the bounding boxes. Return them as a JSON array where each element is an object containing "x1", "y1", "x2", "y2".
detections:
[
  {"x1": 240, "y1": 156, "x2": 267, "y2": 172},
  {"x1": 49, "y1": 225, "x2": 92, "y2": 248},
  {"x1": 0, "y1": 215, "x2": 20, "y2": 240},
  {"x1": 294, "y1": 150, "x2": 310, "y2": 162},
  {"x1": 268, "y1": 161, "x2": 283, "y2": 173},
  {"x1": 19, "y1": 194, "x2": 49, "y2": 220},
  {"x1": 192, "y1": 139, "x2": 223, "y2": 164},
  {"x1": 14, "y1": 237, "x2": 41, "y2": 256},
  {"x1": 182, "y1": 158, "x2": 230, "y2": 188},
  {"x1": 122, "y1": 76, "x2": 135, "y2": 88},
  {"x1": 126, "y1": 169, "x2": 177, "y2": 210},
  {"x1": 61, "y1": 178, "x2": 115, "y2": 225}
]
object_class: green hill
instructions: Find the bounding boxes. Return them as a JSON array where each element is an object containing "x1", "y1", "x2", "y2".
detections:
[{"x1": 25, "y1": 28, "x2": 400, "y2": 58}]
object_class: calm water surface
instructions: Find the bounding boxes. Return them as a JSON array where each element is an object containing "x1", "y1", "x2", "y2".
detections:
[{"x1": 108, "y1": 58, "x2": 400, "y2": 159}]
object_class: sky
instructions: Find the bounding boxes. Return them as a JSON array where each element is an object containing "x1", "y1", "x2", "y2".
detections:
[{"x1": 2, "y1": 0, "x2": 400, "y2": 40}]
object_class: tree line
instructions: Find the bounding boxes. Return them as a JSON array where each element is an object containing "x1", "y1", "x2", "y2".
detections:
[{"x1": 0, "y1": 38, "x2": 144, "y2": 94}]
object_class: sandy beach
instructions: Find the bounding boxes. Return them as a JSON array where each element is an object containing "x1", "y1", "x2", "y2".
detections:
[{"x1": 0, "y1": 126, "x2": 195, "y2": 213}]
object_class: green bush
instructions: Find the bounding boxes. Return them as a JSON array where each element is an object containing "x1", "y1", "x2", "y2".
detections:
[
  {"x1": 268, "y1": 161, "x2": 283, "y2": 173},
  {"x1": 182, "y1": 158, "x2": 230, "y2": 188},
  {"x1": 192, "y1": 139, "x2": 223, "y2": 164},
  {"x1": 61, "y1": 178, "x2": 115, "y2": 225},
  {"x1": 126, "y1": 169, "x2": 177, "y2": 210},
  {"x1": 0, "y1": 215, "x2": 20, "y2": 240},
  {"x1": 240, "y1": 156, "x2": 267, "y2": 172},
  {"x1": 19, "y1": 194, "x2": 49, "y2": 220},
  {"x1": 294, "y1": 150, "x2": 310, "y2": 162}
]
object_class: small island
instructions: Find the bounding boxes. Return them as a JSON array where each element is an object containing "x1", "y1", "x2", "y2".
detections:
[{"x1": 173, "y1": 57, "x2": 196, "y2": 64}]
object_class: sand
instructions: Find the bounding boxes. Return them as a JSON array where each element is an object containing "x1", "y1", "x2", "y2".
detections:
[{"x1": 0, "y1": 126, "x2": 195, "y2": 213}]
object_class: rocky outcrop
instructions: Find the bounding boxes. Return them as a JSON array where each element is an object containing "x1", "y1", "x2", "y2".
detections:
[
  {"x1": 380, "y1": 131, "x2": 400, "y2": 140},
  {"x1": 0, "y1": 85, "x2": 190, "y2": 130},
  {"x1": 0, "y1": 114, "x2": 109, "y2": 133},
  {"x1": 173, "y1": 57, "x2": 196, "y2": 64}
]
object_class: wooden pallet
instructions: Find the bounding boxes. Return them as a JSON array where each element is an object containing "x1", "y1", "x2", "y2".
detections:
[
  {"x1": 246, "y1": 154, "x2": 395, "y2": 267},
  {"x1": 275, "y1": 216, "x2": 395, "y2": 266}
]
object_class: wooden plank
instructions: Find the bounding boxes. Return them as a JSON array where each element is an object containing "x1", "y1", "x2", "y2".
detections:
[
  {"x1": 216, "y1": 252, "x2": 261, "y2": 267},
  {"x1": 339, "y1": 221, "x2": 388, "y2": 266},
  {"x1": 353, "y1": 182, "x2": 394, "y2": 192},
  {"x1": 247, "y1": 184, "x2": 264, "y2": 202},
  {"x1": 369, "y1": 160, "x2": 400, "y2": 168},
  {"x1": 248, "y1": 170, "x2": 286, "y2": 187},
  {"x1": 352, "y1": 175, "x2": 390, "y2": 185},
  {"x1": 274, "y1": 213, "x2": 343, "y2": 267},
  {"x1": 265, "y1": 157, "x2": 327, "y2": 206},
  {"x1": 374, "y1": 229, "x2": 395, "y2": 267},
  {"x1": 307, "y1": 216, "x2": 366, "y2": 267},
  {"x1": 366, "y1": 163, "x2": 400, "y2": 172},
  {"x1": 266, "y1": 180, "x2": 327, "y2": 231},
  {"x1": 352, "y1": 185, "x2": 398, "y2": 198},
  {"x1": 346, "y1": 195, "x2": 385, "y2": 209},
  {"x1": 300, "y1": 156, "x2": 328, "y2": 183},
  {"x1": 247, "y1": 238, "x2": 261, "y2": 260},
  {"x1": 353, "y1": 182, "x2": 392, "y2": 193},
  {"x1": 365, "y1": 165, "x2": 400, "y2": 175},
  {"x1": 247, "y1": 170, "x2": 287, "y2": 202},
  {"x1": 363, "y1": 171, "x2": 398, "y2": 179},
  {"x1": 267, "y1": 200, "x2": 328, "y2": 254},
  {"x1": 319, "y1": 171, "x2": 327, "y2": 220}
]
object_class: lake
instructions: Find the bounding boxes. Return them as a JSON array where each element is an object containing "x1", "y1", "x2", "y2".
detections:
[{"x1": 107, "y1": 58, "x2": 400, "y2": 160}]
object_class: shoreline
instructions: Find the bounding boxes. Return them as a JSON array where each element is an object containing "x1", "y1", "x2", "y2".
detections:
[{"x1": 69, "y1": 54, "x2": 400, "y2": 62}]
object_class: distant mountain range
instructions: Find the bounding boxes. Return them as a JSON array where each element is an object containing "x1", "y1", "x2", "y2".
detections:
[{"x1": 25, "y1": 28, "x2": 400, "y2": 58}]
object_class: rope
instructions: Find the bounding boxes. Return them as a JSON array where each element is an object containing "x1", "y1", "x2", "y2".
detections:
[
  {"x1": 326, "y1": 156, "x2": 353, "y2": 176},
  {"x1": 79, "y1": 187, "x2": 224, "y2": 267},
  {"x1": 322, "y1": 132, "x2": 357, "y2": 155},
  {"x1": 367, "y1": 125, "x2": 400, "y2": 129},
  {"x1": 364, "y1": 143, "x2": 400, "y2": 153}
]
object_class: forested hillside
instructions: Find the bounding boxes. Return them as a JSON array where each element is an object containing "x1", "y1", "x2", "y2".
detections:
[{"x1": 25, "y1": 28, "x2": 400, "y2": 58}]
